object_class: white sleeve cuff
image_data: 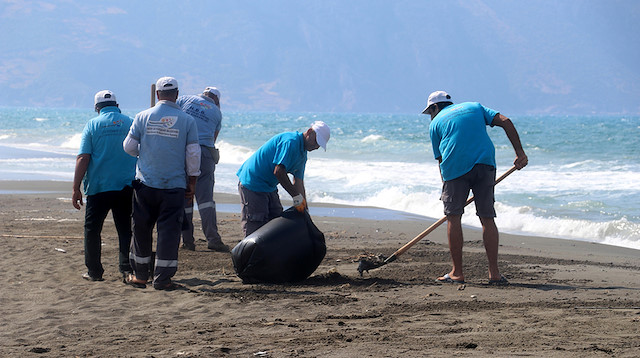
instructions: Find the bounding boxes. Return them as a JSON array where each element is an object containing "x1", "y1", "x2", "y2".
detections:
[
  {"x1": 123, "y1": 135, "x2": 139, "y2": 157},
  {"x1": 186, "y1": 143, "x2": 201, "y2": 177}
]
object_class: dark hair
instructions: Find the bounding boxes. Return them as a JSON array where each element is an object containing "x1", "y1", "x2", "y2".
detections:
[
  {"x1": 436, "y1": 101, "x2": 453, "y2": 109},
  {"x1": 96, "y1": 101, "x2": 117, "y2": 111},
  {"x1": 157, "y1": 88, "x2": 178, "y2": 99}
]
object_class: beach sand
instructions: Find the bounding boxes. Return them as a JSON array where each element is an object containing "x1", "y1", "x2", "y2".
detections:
[{"x1": 1, "y1": 181, "x2": 639, "y2": 357}]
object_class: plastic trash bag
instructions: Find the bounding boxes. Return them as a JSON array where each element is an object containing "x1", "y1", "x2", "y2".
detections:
[{"x1": 231, "y1": 207, "x2": 326, "y2": 283}]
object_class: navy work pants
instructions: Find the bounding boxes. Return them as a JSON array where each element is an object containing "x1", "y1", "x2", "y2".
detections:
[
  {"x1": 182, "y1": 146, "x2": 221, "y2": 245},
  {"x1": 130, "y1": 183, "x2": 184, "y2": 288}
]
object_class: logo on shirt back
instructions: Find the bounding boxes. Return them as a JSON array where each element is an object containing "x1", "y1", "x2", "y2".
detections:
[
  {"x1": 100, "y1": 119, "x2": 124, "y2": 129},
  {"x1": 197, "y1": 101, "x2": 212, "y2": 110},
  {"x1": 147, "y1": 116, "x2": 179, "y2": 138}
]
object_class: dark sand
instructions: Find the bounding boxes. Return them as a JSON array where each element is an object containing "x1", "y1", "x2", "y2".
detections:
[{"x1": 1, "y1": 181, "x2": 639, "y2": 357}]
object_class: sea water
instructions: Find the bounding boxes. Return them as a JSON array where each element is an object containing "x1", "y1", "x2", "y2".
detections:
[{"x1": 1, "y1": 107, "x2": 639, "y2": 250}]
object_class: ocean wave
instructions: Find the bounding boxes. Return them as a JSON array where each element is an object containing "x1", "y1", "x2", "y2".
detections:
[
  {"x1": 61, "y1": 133, "x2": 82, "y2": 149},
  {"x1": 309, "y1": 189, "x2": 640, "y2": 250},
  {"x1": 361, "y1": 134, "x2": 385, "y2": 143},
  {"x1": 217, "y1": 140, "x2": 254, "y2": 165},
  {"x1": 494, "y1": 203, "x2": 640, "y2": 250}
]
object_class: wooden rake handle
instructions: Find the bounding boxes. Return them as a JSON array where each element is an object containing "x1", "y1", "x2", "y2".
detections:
[{"x1": 384, "y1": 165, "x2": 518, "y2": 264}]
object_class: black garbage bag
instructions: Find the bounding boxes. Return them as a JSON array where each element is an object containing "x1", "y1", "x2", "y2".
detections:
[{"x1": 231, "y1": 207, "x2": 326, "y2": 284}]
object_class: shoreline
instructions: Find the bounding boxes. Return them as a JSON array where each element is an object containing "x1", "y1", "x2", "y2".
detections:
[{"x1": 1, "y1": 179, "x2": 638, "y2": 264}]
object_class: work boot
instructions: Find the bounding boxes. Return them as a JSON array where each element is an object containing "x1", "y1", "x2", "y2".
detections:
[
  {"x1": 207, "y1": 240, "x2": 230, "y2": 252},
  {"x1": 181, "y1": 242, "x2": 196, "y2": 251}
]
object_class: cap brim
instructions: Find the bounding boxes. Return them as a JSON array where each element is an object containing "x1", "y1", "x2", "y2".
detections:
[
  {"x1": 421, "y1": 106, "x2": 430, "y2": 114},
  {"x1": 316, "y1": 135, "x2": 327, "y2": 151}
]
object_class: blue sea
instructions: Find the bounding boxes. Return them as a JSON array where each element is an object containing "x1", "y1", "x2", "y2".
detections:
[{"x1": 1, "y1": 107, "x2": 639, "y2": 250}]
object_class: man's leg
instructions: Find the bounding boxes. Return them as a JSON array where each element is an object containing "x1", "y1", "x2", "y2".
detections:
[
  {"x1": 83, "y1": 193, "x2": 110, "y2": 280},
  {"x1": 471, "y1": 164, "x2": 501, "y2": 281},
  {"x1": 266, "y1": 190, "x2": 284, "y2": 222},
  {"x1": 239, "y1": 183, "x2": 271, "y2": 237},
  {"x1": 110, "y1": 186, "x2": 134, "y2": 274},
  {"x1": 199, "y1": 148, "x2": 221, "y2": 241},
  {"x1": 153, "y1": 188, "x2": 184, "y2": 288},
  {"x1": 439, "y1": 174, "x2": 470, "y2": 282},
  {"x1": 130, "y1": 184, "x2": 157, "y2": 282},
  {"x1": 197, "y1": 148, "x2": 226, "y2": 250},
  {"x1": 446, "y1": 214, "x2": 465, "y2": 281},
  {"x1": 480, "y1": 217, "x2": 501, "y2": 281},
  {"x1": 181, "y1": 198, "x2": 196, "y2": 249}
]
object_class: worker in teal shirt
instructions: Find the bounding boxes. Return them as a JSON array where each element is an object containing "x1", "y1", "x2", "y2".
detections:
[
  {"x1": 424, "y1": 90, "x2": 527, "y2": 286},
  {"x1": 72, "y1": 90, "x2": 136, "y2": 282},
  {"x1": 236, "y1": 121, "x2": 331, "y2": 237}
]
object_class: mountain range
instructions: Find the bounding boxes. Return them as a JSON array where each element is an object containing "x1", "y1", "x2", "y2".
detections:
[{"x1": 1, "y1": 0, "x2": 638, "y2": 115}]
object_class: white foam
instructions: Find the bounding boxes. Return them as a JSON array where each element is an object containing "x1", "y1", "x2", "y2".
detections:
[
  {"x1": 60, "y1": 133, "x2": 82, "y2": 149},
  {"x1": 494, "y1": 203, "x2": 640, "y2": 250},
  {"x1": 302, "y1": 158, "x2": 640, "y2": 250},
  {"x1": 216, "y1": 140, "x2": 254, "y2": 165},
  {"x1": 309, "y1": 185, "x2": 640, "y2": 250},
  {"x1": 361, "y1": 134, "x2": 385, "y2": 143}
]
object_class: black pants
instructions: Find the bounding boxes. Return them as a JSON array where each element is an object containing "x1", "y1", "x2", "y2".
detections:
[
  {"x1": 130, "y1": 183, "x2": 184, "y2": 287},
  {"x1": 84, "y1": 187, "x2": 134, "y2": 278}
]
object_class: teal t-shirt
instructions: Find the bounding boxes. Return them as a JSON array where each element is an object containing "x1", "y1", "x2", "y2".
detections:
[
  {"x1": 78, "y1": 106, "x2": 136, "y2": 196},
  {"x1": 429, "y1": 102, "x2": 498, "y2": 181},
  {"x1": 236, "y1": 132, "x2": 307, "y2": 192}
]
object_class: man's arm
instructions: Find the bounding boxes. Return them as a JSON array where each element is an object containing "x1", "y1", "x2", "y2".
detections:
[
  {"x1": 491, "y1": 113, "x2": 528, "y2": 169},
  {"x1": 72, "y1": 154, "x2": 90, "y2": 210},
  {"x1": 186, "y1": 176, "x2": 197, "y2": 201},
  {"x1": 292, "y1": 177, "x2": 305, "y2": 199},
  {"x1": 123, "y1": 135, "x2": 140, "y2": 157},
  {"x1": 185, "y1": 143, "x2": 201, "y2": 199},
  {"x1": 274, "y1": 164, "x2": 300, "y2": 198},
  {"x1": 274, "y1": 164, "x2": 307, "y2": 211}
]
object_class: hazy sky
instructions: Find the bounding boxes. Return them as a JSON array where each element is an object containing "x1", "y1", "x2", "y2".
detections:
[{"x1": 1, "y1": 0, "x2": 638, "y2": 114}]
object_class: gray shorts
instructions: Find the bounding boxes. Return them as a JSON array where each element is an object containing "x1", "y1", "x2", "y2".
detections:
[
  {"x1": 238, "y1": 183, "x2": 283, "y2": 237},
  {"x1": 441, "y1": 164, "x2": 496, "y2": 217}
]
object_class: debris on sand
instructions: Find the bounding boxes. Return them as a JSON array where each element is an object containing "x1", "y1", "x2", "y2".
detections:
[{"x1": 353, "y1": 253, "x2": 387, "y2": 276}]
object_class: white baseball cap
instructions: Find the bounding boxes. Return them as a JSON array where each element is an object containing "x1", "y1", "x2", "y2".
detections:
[
  {"x1": 156, "y1": 76, "x2": 178, "y2": 91},
  {"x1": 203, "y1": 86, "x2": 220, "y2": 98},
  {"x1": 422, "y1": 90, "x2": 452, "y2": 114},
  {"x1": 94, "y1": 90, "x2": 117, "y2": 105},
  {"x1": 311, "y1": 121, "x2": 331, "y2": 151}
]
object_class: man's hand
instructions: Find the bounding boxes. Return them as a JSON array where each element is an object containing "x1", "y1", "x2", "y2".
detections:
[
  {"x1": 292, "y1": 194, "x2": 307, "y2": 212},
  {"x1": 185, "y1": 176, "x2": 197, "y2": 200},
  {"x1": 514, "y1": 153, "x2": 528, "y2": 170},
  {"x1": 185, "y1": 186, "x2": 195, "y2": 200},
  {"x1": 72, "y1": 154, "x2": 90, "y2": 210},
  {"x1": 72, "y1": 188, "x2": 83, "y2": 210}
]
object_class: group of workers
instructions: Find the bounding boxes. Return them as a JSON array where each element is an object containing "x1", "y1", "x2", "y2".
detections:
[
  {"x1": 72, "y1": 76, "x2": 331, "y2": 290},
  {"x1": 72, "y1": 75, "x2": 527, "y2": 290}
]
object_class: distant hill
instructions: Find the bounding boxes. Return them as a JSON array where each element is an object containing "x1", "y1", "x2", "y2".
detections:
[{"x1": 0, "y1": 1, "x2": 638, "y2": 115}]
